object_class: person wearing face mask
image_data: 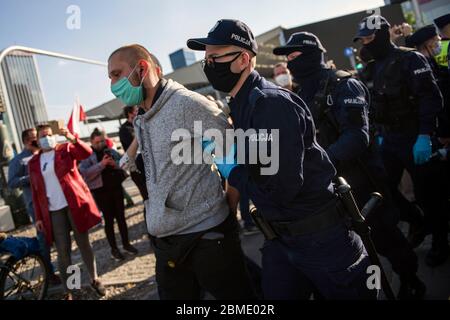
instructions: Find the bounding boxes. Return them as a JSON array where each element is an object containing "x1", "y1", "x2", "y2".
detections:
[
  {"x1": 7, "y1": 128, "x2": 60, "y2": 285},
  {"x1": 272, "y1": 62, "x2": 293, "y2": 91},
  {"x1": 354, "y1": 16, "x2": 448, "y2": 268},
  {"x1": 79, "y1": 128, "x2": 138, "y2": 261},
  {"x1": 29, "y1": 124, "x2": 105, "y2": 300},
  {"x1": 274, "y1": 32, "x2": 425, "y2": 299},
  {"x1": 434, "y1": 14, "x2": 450, "y2": 75},
  {"x1": 119, "y1": 106, "x2": 148, "y2": 203},
  {"x1": 408, "y1": 25, "x2": 450, "y2": 144},
  {"x1": 108, "y1": 44, "x2": 255, "y2": 300},
  {"x1": 188, "y1": 19, "x2": 376, "y2": 300}
]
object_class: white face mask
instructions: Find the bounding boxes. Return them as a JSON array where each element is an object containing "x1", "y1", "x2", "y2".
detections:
[
  {"x1": 431, "y1": 41, "x2": 442, "y2": 56},
  {"x1": 39, "y1": 136, "x2": 57, "y2": 150},
  {"x1": 274, "y1": 74, "x2": 292, "y2": 88}
]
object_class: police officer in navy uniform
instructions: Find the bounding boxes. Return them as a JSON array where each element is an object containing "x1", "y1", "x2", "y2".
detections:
[
  {"x1": 273, "y1": 32, "x2": 425, "y2": 299},
  {"x1": 408, "y1": 25, "x2": 450, "y2": 149},
  {"x1": 357, "y1": 46, "x2": 430, "y2": 249},
  {"x1": 187, "y1": 19, "x2": 377, "y2": 300},
  {"x1": 434, "y1": 13, "x2": 450, "y2": 75},
  {"x1": 354, "y1": 16, "x2": 448, "y2": 267}
]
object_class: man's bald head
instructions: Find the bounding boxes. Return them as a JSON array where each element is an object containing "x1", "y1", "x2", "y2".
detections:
[
  {"x1": 109, "y1": 44, "x2": 163, "y2": 75},
  {"x1": 108, "y1": 44, "x2": 163, "y2": 89}
]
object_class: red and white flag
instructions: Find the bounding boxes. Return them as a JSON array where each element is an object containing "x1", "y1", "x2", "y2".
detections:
[{"x1": 67, "y1": 98, "x2": 87, "y2": 135}]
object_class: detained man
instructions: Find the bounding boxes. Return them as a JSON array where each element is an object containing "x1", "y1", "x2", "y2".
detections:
[{"x1": 107, "y1": 44, "x2": 255, "y2": 300}]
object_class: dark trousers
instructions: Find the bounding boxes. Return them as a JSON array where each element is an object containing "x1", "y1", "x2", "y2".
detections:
[
  {"x1": 26, "y1": 201, "x2": 54, "y2": 274},
  {"x1": 341, "y1": 161, "x2": 419, "y2": 282},
  {"x1": 130, "y1": 171, "x2": 148, "y2": 201},
  {"x1": 382, "y1": 140, "x2": 450, "y2": 249},
  {"x1": 130, "y1": 171, "x2": 149, "y2": 236},
  {"x1": 93, "y1": 187, "x2": 130, "y2": 250},
  {"x1": 153, "y1": 214, "x2": 256, "y2": 300},
  {"x1": 261, "y1": 224, "x2": 377, "y2": 300}
]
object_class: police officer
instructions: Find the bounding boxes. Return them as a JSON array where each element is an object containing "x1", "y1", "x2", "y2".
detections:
[
  {"x1": 357, "y1": 47, "x2": 430, "y2": 249},
  {"x1": 434, "y1": 13, "x2": 450, "y2": 75},
  {"x1": 354, "y1": 16, "x2": 448, "y2": 267},
  {"x1": 408, "y1": 25, "x2": 450, "y2": 144},
  {"x1": 187, "y1": 19, "x2": 377, "y2": 300},
  {"x1": 273, "y1": 31, "x2": 425, "y2": 299}
]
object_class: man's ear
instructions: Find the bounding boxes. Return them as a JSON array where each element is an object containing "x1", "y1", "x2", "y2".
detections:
[
  {"x1": 138, "y1": 59, "x2": 150, "y2": 78},
  {"x1": 240, "y1": 51, "x2": 251, "y2": 70}
]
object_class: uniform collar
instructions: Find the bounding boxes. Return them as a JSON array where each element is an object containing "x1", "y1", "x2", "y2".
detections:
[{"x1": 230, "y1": 71, "x2": 260, "y2": 108}]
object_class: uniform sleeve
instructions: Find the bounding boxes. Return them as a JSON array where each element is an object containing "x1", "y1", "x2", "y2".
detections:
[
  {"x1": 326, "y1": 78, "x2": 370, "y2": 165},
  {"x1": 405, "y1": 52, "x2": 443, "y2": 135},
  {"x1": 229, "y1": 96, "x2": 306, "y2": 205}
]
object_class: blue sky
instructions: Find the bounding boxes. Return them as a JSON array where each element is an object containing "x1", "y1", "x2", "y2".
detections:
[{"x1": 0, "y1": 0, "x2": 384, "y2": 121}]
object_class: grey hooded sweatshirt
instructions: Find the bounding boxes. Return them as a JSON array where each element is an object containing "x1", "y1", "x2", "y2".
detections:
[{"x1": 135, "y1": 79, "x2": 232, "y2": 238}]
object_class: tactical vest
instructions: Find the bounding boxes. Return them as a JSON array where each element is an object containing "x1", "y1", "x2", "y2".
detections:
[
  {"x1": 372, "y1": 47, "x2": 419, "y2": 133},
  {"x1": 311, "y1": 69, "x2": 355, "y2": 148},
  {"x1": 311, "y1": 70, "x2": 382, "y2": 191},
  {"x1": 435, "y1": 40, "x2": 449, "y2": 69}
]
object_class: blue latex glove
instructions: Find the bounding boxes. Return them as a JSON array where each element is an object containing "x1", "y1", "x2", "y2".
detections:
[
  {"x1": 202, "y1": 139, "x2": 216, "y2": 154},
  {"x1": 413, "y1": 135, "x2": 432, "y2": 165},
  {"x1": 376, "y1": 135, "x2": 384, "y2": 147},
  {"x1": 202, "y1": 139, "x2": 238, "y2": 179}
]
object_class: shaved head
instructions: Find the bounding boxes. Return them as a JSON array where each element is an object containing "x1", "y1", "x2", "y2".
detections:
[{"x1": 109, "y1": 44, "x2": 163, "y2": 74}]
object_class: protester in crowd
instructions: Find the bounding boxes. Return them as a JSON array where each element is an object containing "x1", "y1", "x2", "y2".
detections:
[
  {"x1": 96, "y1": 128, "x2": 134, "y2": 208},
  {"x1": 7, "y1": 128, "x2": 60, "y2": 285},
  {"x1": 80, "y1": 128, "x2": 138, "y2": 261},
  {"x1": 119, "y1": 106, "x2": 148, "y2": 202},
  {"x1": 390, "y1": 22, "x2": 413, "y2": 45},
  {"x1": 272, "y1": 62, "x2": 294, "y2": 91},
  {"x1": 29, "y1": 124, "x2": 105, "y2": 300}
]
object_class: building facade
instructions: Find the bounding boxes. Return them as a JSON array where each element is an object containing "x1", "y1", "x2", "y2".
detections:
[{"x1": 0, "y1": 51, "x2": 48, "y2": 150}]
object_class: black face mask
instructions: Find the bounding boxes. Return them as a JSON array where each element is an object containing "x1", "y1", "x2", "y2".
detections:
[
  {"x1": 287, "y1": 50, "x2": 324, "y2": 80},
  {"x1": 31, "y1": 140, "x2": 39, "y2": 148},
  {"x1": 363, "y1": 27, "x2": 392, "y2": 60},
  {"x1": 93, "y1": 142, "x2": 107, "y2": 152},
  {"x1": 203, "y1": 53, "x2": 244, "y2": 93}
]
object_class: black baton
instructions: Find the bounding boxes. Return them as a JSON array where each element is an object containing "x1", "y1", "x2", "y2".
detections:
[{"x1": 336, "y1": 177, "x2": 396, "y2": 300}]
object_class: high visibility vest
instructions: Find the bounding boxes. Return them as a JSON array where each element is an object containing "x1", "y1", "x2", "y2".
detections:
[{"x1": 435, "y1": 40, "x2": 449, "y2": 68}]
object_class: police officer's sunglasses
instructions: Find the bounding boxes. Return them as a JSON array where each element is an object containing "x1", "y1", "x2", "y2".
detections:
[{"x1": 202, "y1": 51, "x2": 243, "y2": 69}]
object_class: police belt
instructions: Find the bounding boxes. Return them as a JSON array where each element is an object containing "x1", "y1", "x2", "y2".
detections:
[{"x1": 269, "y1": 200, "x2": 345, "y2": 237}]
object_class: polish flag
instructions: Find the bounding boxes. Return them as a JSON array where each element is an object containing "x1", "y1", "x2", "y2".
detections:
[{"x1": 67, "y1": 98, "x2": 87, "y2": 135}]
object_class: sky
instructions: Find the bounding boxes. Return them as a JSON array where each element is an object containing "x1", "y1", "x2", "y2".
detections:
[{"x1": 0, "y1": 0, "x2": 384, "y2": 121}]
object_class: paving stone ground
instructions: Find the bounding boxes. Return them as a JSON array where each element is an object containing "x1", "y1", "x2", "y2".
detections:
[{"x1": 11, "y1": 180, "x2": 157, "y2": 300}]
